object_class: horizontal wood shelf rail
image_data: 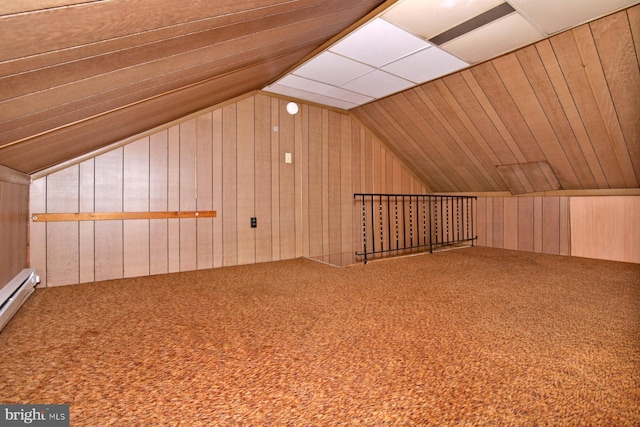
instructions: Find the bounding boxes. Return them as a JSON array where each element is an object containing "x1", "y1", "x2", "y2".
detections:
[{"x1": 31, "y1": 211, "x2": 216, "y2": 222}]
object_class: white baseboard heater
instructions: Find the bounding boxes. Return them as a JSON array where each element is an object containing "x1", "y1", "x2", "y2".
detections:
[{"x1": 0, "y1": 269, "x2": 40, "y2": 332}]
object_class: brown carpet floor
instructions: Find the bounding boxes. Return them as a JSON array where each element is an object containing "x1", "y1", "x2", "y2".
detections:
[{"x1": 1, "y1": 247, "x2": 639, "y2": 426}]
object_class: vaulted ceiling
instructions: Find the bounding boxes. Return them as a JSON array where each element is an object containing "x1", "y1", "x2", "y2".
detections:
[{"x1": 0, "y1": 1, "x2": 638, "y2": 196}]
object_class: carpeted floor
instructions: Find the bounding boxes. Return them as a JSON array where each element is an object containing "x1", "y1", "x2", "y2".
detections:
[{"x1": 1, "y1": 247, "x2": 639, "y2": 426}]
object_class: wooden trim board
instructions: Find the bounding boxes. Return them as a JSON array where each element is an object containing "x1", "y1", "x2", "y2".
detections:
[{"x1": 32, "y1": 211, "x2": 216, "y2": 222}]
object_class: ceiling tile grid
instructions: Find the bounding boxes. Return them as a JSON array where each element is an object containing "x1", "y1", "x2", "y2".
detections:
[{"x1": 264, "y1": 17, "x2": 465, "y2": 110}]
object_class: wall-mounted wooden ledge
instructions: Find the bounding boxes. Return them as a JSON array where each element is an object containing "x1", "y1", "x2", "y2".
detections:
[{"x1": 31, "y1": 211, "x2": 216, "y2": 222}]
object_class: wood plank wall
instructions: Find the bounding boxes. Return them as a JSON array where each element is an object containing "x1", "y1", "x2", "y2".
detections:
[
  {"x1": 475, "y1": 196, "x2": 571, "y2": 256},
  {"x1": 29, "y1": 94, "x2": 427, "y2": 286},
  {"x1": 476, "y1": 195, "x2": 639, "y2": 264},
  {"x1": 570, "y1": 196, "x2": 640, "y2": 264},
  {"x1": 0, "y1": 166, "x2": 29, "y2": 287}
]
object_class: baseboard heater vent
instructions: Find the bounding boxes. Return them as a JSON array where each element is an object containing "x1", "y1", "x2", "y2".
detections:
[{"x1": 0, "y1": 269, "x2": 39, "y2": 332}]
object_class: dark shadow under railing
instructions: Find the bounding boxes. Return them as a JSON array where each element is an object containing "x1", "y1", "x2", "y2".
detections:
[{"x1": 354, "y1": 193, "x2": 477, "y2": 264}]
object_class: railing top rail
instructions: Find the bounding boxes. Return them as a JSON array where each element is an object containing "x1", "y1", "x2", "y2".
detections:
[{"x1": 353, "y1": 193, "x2": 477, "y2": 199}]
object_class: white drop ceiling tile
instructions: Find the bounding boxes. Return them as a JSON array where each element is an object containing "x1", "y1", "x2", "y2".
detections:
[
  {"x1": 383, "y1": 0, "x2": 504, "y2": 39},
  {"x1": 381, "y1": 46, "x2": 468, "y2": 84},
  {"x1": 285, "y1": 93, "x2": 358, "y2": 110},
  {"x1": 341, "y1": 70, "x2": 415, "y2": 99},
  {"x1": 263, "y1": 83, "x2": 312, "y2": 100},
  {"x1": 323, "y1": 86, "x2": 375, "y2": 105},
  {"x1": 262, "y1": 84, "x2": 360, "y2": 110},
  {"x1": 278, "y1": 75, "x2": 336, "y2": 95},
  {"x1": 278, "y1": 75, "x2": 374, "y2": 104},
  {"x1": 293, "y1": 51, "x2": 374, "y2": 86},
  {"x1": 441, "y1": 13, "x2": 544, "y2": 64},
  {"x1": 329, "y1": 18, "x2": 429, "y2": 67},
  {"x1": 509, "y1": 0, "x2": 638, "y2": 34},
  {"x1": 309, "y1": 96, "x2": 361, "y2": 110}
]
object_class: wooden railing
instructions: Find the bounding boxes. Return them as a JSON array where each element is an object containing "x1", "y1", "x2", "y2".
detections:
[{"x1": 354, "y1": 194, "x2": 476, "y2": 263}]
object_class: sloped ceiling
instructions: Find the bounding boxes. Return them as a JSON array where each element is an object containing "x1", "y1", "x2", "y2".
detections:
[
  {"x1": 0, "y1": 0, "x2": 387, "y2": 174},
  {"x1": 352, "y1": 5, "x2": 640, "y2": 193},
  {"x1": 1, "y1": 1, "x2": 638, "y2": 197}
]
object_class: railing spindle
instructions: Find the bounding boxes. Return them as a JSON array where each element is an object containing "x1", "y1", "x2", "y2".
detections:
[
  {"x1": 361, "y1": 198, "x2": 367, "y2": 263},
  {"x1": 422, "y1": 196, "x2": 427, "y2": 249},
  {"x1": 370, "y1": 196, "x2": 375, "y2": 254},
  {"x1": 471, "y1": 197, "x2": 475, "y2": 247},
  {"x1": 434, "y1": 196, "x2": 439, "y2": 245},
  {"x1": 379, "y1": 198, "x2": 384, "y2": 251},
  {"x1": 456, "y1": 197, "x2": 460, "y2": 242},
  {"x1": 409, "y1": 196, "x2": 414, "y2": 248},
  {"x1": 395, "y1": 196, "x2": 399, "y2": 249},
  {"x1": 387, "y1": 196, "x2": 391, "y2": 251}
]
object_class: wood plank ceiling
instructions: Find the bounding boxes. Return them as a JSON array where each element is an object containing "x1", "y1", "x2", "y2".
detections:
[
  {"x1": 0, "y1": 0, "x2": 386, "y2": 174},
  {"x1": 352, "y1": 5, "x2": 640, "y2": 194}
]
